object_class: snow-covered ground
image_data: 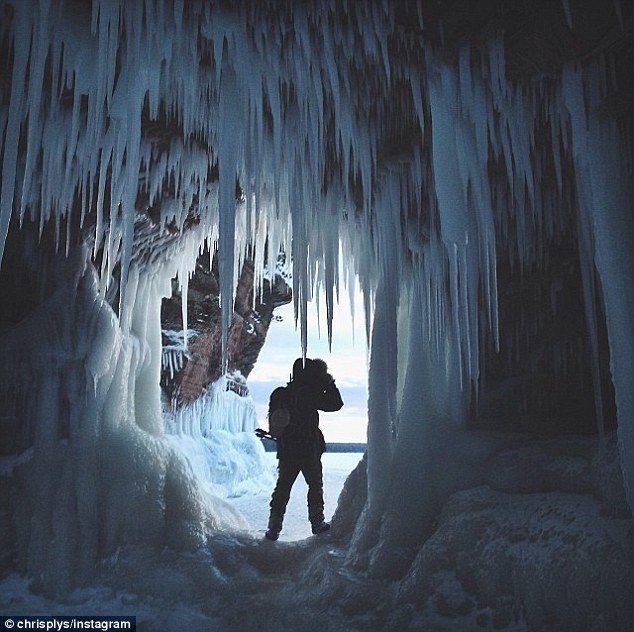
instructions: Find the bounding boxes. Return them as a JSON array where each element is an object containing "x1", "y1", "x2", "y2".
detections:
[
  {"x1": 2, "y1": 432, "x2": 633, "y2": 631},
  {"x1": 229, "y1": 452, "x2": 363, "y2": 541},
  {"x1": 0, "y1": 449, "x2": 364, "y2": 630},
  {"x1": 5, "y1": 379, "x2": 628, "y2": 629},
  {"x1": 2, "y1": 383, "x2": 633, "y2": 632}
]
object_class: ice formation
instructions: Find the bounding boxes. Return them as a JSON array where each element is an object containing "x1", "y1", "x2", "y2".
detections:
[
  {"x1": 0, "y1": 0, "x2": 632, "y2": 623},
  {"x1": 164, "y1": 373, "x2": 274, "y2": 498}
]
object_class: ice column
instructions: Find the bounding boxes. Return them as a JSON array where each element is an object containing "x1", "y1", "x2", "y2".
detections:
[
  {"x1": 217, "y1": 60, "x2": 242, "y2": 370},
  {"x1": 0, "y1": 245, "x2": 246, "y2": 595},
  {"x1": 564, "y1": 63, "x2": 634, "y2": 512},
  {"x1": 345, "y1": 275, "x2": 396, "y2": 570}
]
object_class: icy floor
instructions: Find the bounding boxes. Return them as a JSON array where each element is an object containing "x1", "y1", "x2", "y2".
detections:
[
  {"x1": 228, "y1": 452, "x2": 363, "y2": 541},
  {"x1": 0, "y1": 452, "x2": 364, "y2": 631},
  {"x1": 2, "y1": 438, "x2": 633, "y2": 631}
]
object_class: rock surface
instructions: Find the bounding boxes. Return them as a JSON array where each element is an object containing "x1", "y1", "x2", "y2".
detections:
[{"x1": 160, "y1": 253, "x2": 291, "y2": 404}]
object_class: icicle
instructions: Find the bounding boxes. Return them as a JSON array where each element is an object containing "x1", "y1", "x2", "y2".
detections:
[
  {"x1": 0, "y1": 3, "x2": 32, "y2": 264},
  {"x1": 561, "y1": 0, "x2": 573, "y2": 30},
  {"x1": 613, "y1": 0, "x2": 624, "y2": 30},
  {"x1": 180, "y1": 267, "x2": 189, "y2": 351},
  {"x1": 217, "y1": 60, "x2": 241, "y2": 371}
]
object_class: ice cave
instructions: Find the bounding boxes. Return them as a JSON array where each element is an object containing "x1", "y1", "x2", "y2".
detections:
[{"x1": 1, "y1": 0, "x2": 633, "y2": 629}]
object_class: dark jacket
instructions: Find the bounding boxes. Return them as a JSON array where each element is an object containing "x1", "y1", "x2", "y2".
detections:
[{"x1": 271, "y1": 379, "x2": 343, "y2": 460}]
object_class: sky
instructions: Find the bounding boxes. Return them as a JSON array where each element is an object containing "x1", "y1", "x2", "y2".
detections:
[{"x1": 247, "y1": 282, "x2": 369, "y2": 444}]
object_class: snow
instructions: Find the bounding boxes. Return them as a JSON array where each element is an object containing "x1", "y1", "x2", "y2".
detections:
[
  {"x1": 0, "y1": 450, "x2": 363, "y2": 630},
  {"x1": 229, "y1": 452, "x2": 363, "y2": 541},
  {"x1": 2, "y1": 437, "x2": 632, "y2": 631},
  {"x1": 397, "y1": 486, "x2": 632, "y2": 631}
]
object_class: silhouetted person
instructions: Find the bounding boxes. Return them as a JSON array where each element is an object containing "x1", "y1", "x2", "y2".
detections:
[{"x1": 265, "y1": 358, "x2": 344, "y2": 540}]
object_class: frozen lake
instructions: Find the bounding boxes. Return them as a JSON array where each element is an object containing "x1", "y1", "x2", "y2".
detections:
[{"x1": 228, "y1": 451, "x2": 364, "y2": 541}]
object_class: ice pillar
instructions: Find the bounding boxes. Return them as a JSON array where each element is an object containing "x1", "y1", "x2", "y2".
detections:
[{"x1": 565, "y1": 64, "x2": 634, "y2": 513}]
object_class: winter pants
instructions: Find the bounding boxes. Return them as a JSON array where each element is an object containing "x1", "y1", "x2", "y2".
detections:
[{"x1": 269, "y1": 455, "x2": 324, "y2": 518}]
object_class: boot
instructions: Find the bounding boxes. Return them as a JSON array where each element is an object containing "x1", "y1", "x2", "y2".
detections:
[
  {"x1": 265, "y1": 511, "x2": 284, "y2": 541},
  {"x1": 309, "y1": 510, "x2": 330, "y2": 535}
]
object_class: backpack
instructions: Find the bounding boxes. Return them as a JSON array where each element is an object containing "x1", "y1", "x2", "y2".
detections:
[{"x1": 267, "y1": 386, "x2": 296, "y2": 439}]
